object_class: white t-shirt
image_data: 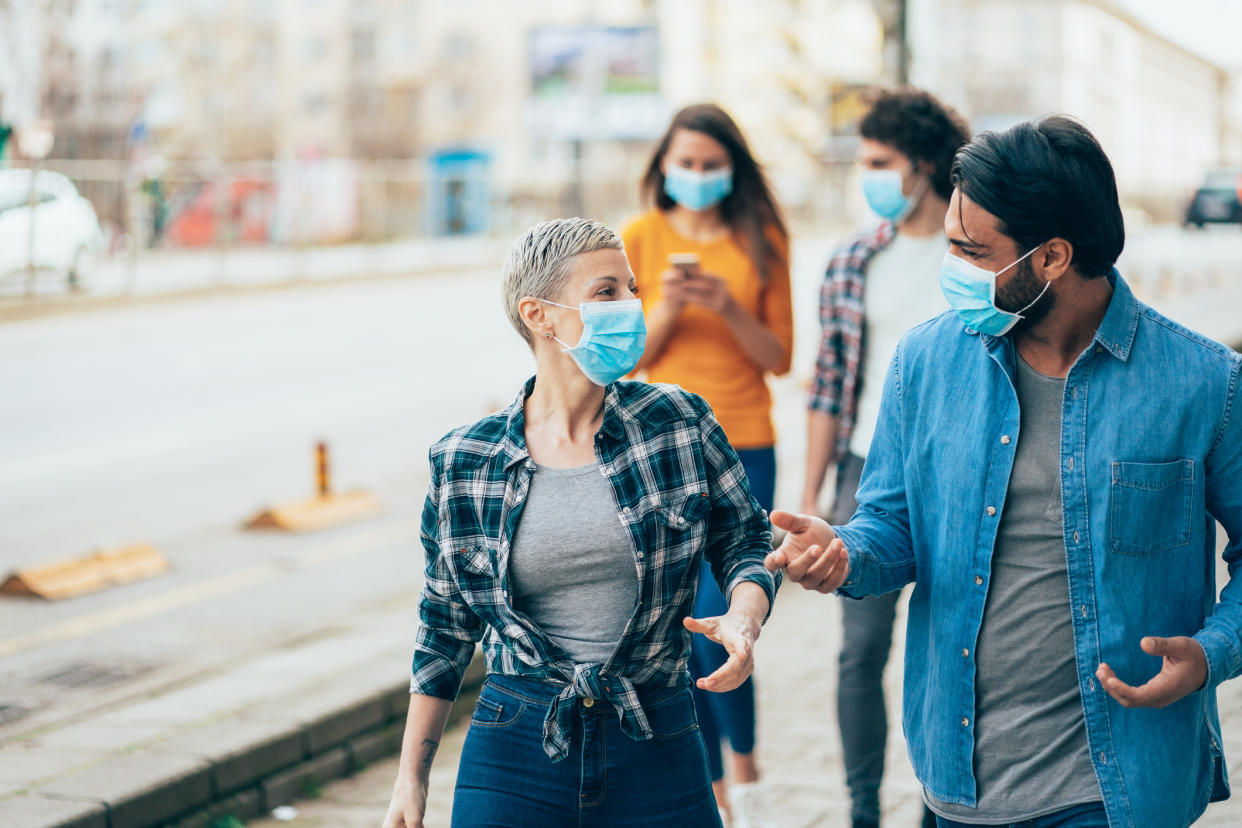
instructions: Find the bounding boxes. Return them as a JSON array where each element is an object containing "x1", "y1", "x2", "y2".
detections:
[{"x1": 849, "y1": 231, "x2": 949, "y2": 458}]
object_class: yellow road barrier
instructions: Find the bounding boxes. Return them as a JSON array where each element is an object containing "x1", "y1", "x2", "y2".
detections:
[
  {"x1": 0, "y1": 543, "x2": 169, "y2": 600},
  {"x1": 244, "y1": 441, "x2": 382, "y2": 532}
]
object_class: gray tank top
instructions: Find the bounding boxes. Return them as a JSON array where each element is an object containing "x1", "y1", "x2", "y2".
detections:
[
  {"x1": 928, "y1": 354, "x2": 1100, "y2": 822},
  {"x1": 508, "y1": 462, "x2": 638, "y2": 665}
]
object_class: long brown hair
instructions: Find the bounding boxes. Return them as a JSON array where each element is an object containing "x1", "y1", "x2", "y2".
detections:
[{"x1": 641, "y1": 103, "x2": 787, "y2": 284}]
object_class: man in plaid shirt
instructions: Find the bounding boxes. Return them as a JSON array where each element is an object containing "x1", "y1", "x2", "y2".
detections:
[{"x1": 802, "y1": 89, "x2": 970, "y2": 828}]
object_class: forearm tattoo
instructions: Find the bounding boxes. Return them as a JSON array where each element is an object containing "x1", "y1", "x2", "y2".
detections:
[{"x1": 418, "y1": 738, "x2": 439, "y2": 774}]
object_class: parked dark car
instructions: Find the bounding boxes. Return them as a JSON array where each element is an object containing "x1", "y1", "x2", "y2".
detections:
[{"x1": 1185, "y1": 169, "x2": 1242, "y2": 227}]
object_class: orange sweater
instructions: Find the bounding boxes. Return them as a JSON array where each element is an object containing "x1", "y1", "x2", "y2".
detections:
[{"x1": 621, "y1": 210, "x2": 793, "y2": 449}]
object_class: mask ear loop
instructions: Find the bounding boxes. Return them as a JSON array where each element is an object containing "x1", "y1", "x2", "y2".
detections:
[
  {"x1": 992, "y1": 243, "x2": 1051, "y2": 320},
  {"x1": 535, "y1": 298, "x2": 579, "y2": 351}
]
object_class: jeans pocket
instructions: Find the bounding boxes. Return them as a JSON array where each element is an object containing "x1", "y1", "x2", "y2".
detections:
[
  {"x1": 644, "y1": 686, "x2": 700, "y2": 739},
  {"x1": 470, "y1": 686, "x2": 526, "y2": 729},
  {"x1": 1107, "y1": 459, "x2": 1194, "y2": 557}
]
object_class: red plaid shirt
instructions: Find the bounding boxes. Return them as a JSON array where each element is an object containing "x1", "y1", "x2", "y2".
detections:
[{"x1": 808, "y1": 221, "x2": 896, "y2": 463}]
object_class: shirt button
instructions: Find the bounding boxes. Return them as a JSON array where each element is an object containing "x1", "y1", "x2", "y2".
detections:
[
  {"x1": 1000, "y1": 435, "x2": 1011, "y2": 445},
  {"x1": 986, "y1": 506, "x2": 997, "y2": 516},
  {"x1": 961, "y1": 648, "x2": 970, "y2": 658},
  {"x1": 975, "y1": 576, "x2": 983, "y2": 585},
  {"x1": 961, "y1": 717, "x2": 970, "y2": 727},
  {"x1": 1081, "y1": 604, "x2": 1088, "y2": 618},
  {"x1": 1088, "y1": 678, "x2": 1096, "y2": 691},
  {"x1": 1073, "y1": 531, "x2": 1080, "y2": 543},
  {"x1": 1100, "y1": 751, "x2": 1107, "y2": 764},
  {"x1": 582, "y1": 698, "x2": 595, "y2": 708},
  {"x1": 622, "y1": 507, "x2": 632, "y2": 517},
  {"x1": 636, "y1": 551, "x2": 645, "y2": 560},
  {"x1": 1068, "y1": 457, "x2": 1075, "y2": 470}
]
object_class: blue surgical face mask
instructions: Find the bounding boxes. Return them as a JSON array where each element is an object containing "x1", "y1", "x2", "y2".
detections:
[
  {"x1": 539, "y1": 298, "x2": 647, "y2": 386},
  {"x1": 861, "y1": 168, "x2": 927, "y2": 222},
  {"x1": 663, "y1": 166, "x2": 733, "y2": 211},
  {"x1": 939, "y1": 244, "x2": 1050, "y2": 336}
]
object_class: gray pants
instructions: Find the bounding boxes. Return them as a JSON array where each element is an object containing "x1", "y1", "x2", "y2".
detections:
[{"x1": 833, "y1": 453, "x2": 902, "y2": 825}]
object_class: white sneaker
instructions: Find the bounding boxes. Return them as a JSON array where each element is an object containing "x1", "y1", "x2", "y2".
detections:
[{"x1": 727, "y1": 781, "x2": 776, "y2": 828}]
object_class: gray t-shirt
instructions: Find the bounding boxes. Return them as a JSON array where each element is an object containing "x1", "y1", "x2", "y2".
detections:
[
  {"x1": 928, "y1": 355, "x2": 1100, "y2": 822},
  {"x1": 508, "y1": 462, "x2": 638, "y2": 665}
]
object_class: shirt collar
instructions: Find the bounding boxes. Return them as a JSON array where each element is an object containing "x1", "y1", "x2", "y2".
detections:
[
  {"x1": 1091, "y1": 268, "x2": 1139, "y2": 362},
  {"x1": 971, "y1": 268, "x2": 1138, "y2": 362},
  {"x1": 494, "y1": 376, "x2": 627, "y2": 470}
]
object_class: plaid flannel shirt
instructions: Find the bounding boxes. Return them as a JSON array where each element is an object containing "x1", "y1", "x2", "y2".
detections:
[
  {"x1": 410, "y1": 377, "x2": 778, "y2": 762},
  {"x1": 808, "y1": 221, "x2": 896, "y2": 463}
]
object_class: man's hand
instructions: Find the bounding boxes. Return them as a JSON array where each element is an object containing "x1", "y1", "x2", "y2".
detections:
[
  {"x1": 684, "y1": 611, "x2": 759, "y2": 693},
  {"x1": 1097, "y1": 636, "x2": 1208, "y2": 709},
  {"x1": 765, "y1": 510, "x2": 851, "y2": 594}
]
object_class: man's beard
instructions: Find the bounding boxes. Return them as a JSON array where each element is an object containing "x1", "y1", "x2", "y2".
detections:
[{"x1": 996, "y1": 254, "x2": 1053, "y2": 333}]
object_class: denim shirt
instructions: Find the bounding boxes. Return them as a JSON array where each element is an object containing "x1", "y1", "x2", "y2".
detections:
[{"x1": 833, "y1": 272, "x2": 1242, "y2": 828}]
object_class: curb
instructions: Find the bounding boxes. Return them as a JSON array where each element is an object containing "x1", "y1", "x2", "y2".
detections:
[{"x1": 17, "y1": 656, "x2": 485, "y2": 828}]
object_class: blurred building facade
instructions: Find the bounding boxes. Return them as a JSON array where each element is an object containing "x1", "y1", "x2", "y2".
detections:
[
  {"x1": 909, "y1": 0, "x2": 1240, "y2": 222},
  {"x1": 5, "y1": 0, "x2": 1238, "y2": 238}
]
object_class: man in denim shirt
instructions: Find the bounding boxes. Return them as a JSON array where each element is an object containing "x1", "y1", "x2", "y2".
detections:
[{"x1": 768, "y1": 116, "x2": 1242, "y2": 828}]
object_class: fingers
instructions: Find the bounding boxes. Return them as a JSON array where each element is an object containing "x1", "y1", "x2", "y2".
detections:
[
  {"x1": 764, "y1": 548, "x2": 787, "y2": 572},
  {"x1": 783, "y1": 539, "x2": 850, "y2": 593},
  {"x1": 683, "y1": 615, "x2": 714, "y2": 636},
  {"x1": 699, "y1": 651, "x2": 753, "y2": 693},
  {"x1": 1097, "y1": 661, "x2": 1180, "y2": 709},
  {"x1": 769, "y1": 509, "x2": 811, "y2": 533},
  {"x1": 1140, "y1": 636, "x2": 1169, "y2": 656}
]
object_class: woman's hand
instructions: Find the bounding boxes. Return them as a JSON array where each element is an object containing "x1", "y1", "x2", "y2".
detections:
[
  {"x1": 382, "y1": 775, "x2": 428, "y2": 828},
  {"x1": 659, "y1": 268, "x2": 690, "y2": 314},
  {"x1": 684, "y1": 611, "x2": 759, "y2": 692},
  {"x1": 683, "y1": 580, "x2": 769, "y2": 693},
  {"x1": 679, "y1": 270, "x2": 734, "y2": 314}
]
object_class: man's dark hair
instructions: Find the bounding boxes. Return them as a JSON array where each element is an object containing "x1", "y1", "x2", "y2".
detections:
[
  {"x1": 951, "y1": 115, "x2": 1125, "y2": 279},
  {"x1": 859, "y1": 87, "x2": 971, "y2": 202}
]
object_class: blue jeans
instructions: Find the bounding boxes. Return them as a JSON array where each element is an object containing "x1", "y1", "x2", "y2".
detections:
[
  {"x1": 833, "y1": 452, "x2": 903, "y2": 823},
  {"x1": 453, "y1": 674, "x2": 722, "y2": 826},
  {"x1": 934, "y1": 801, "x2": 1108, "y2": 828},
  {"x1": 689, "y1": 446, "x2": 775, "y2": 781}
]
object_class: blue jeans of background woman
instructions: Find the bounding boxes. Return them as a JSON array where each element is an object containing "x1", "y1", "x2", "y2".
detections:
[
  {"x1": 453, "y1": 674, "x2": 722, "y2": 826},
  {"x1": 688, "y1": 446, "x2": 776, "y2": 782}
]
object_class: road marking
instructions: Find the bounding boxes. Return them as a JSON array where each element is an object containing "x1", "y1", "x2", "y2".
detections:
[{"x1": 0, "y1": 521, "x2": 416, "y2": 657}]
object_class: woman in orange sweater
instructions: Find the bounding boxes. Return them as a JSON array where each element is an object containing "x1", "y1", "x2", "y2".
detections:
[{"x1": 622, "y1": 103, "x2": 792, "y2": 828}]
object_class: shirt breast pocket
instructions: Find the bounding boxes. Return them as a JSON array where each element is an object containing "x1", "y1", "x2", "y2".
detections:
[
  {"x1": 1107, "y1": 459, "x2": 1194, "y2": 557},
  {"x1": 651, "y1": 492, "x2": 711, "y2": 560}
]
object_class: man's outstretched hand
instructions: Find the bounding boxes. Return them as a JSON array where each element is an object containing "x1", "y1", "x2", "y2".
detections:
[
  {"x1": 765, "y1": 510, "x2": 851, "y2": 594},
  {"x1": 1097, "y1": 636, "x2": 1207, "y2": 709}
]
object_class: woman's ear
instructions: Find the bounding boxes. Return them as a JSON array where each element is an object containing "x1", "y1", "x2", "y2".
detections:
[{"x1": 518, "y1": 296, "x2": 551, "y2": 341}]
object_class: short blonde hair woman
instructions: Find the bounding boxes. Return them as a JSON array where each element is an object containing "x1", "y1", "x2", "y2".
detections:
[{"x1": 383, "y1": 218, "x2": 779, "y2": 828}]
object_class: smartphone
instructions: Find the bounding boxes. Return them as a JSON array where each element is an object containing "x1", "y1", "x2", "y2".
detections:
[{"x1": 668, "y1": 252, "x2": 700, "y2": 277}]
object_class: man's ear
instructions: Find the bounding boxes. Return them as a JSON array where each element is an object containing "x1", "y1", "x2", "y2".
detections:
[{"x1": 1041, "y1": 238, "x2": 1075, "y2": 282}]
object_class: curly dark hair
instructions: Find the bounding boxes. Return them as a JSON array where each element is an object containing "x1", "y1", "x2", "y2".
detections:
[{"x1": 859, "y1": 88, "x2": 972, "y2": 202}]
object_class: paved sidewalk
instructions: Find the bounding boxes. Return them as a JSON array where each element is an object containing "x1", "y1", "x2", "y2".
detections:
[{"x1": 249, "y1": 576, "x2": 1242, "y2": 828}]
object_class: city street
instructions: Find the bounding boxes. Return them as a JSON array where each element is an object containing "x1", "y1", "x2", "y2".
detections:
[{"x1": 2, "y1": 233, "x2": 1241, "y2": 825}]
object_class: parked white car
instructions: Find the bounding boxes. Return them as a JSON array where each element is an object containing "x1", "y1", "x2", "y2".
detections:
[{"x1": 0, "y1": 169, "x2": 104, "y2": 291}]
